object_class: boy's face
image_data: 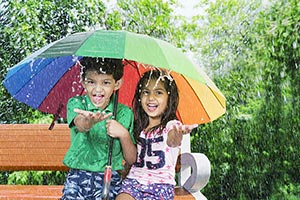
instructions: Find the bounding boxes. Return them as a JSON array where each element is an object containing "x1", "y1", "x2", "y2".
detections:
[{"x1": 82, "y1": 70, "x2": 123, "y2": 109}]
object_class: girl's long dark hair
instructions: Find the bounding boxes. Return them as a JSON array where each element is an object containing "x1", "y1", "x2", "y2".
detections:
[{"x1": 132, "y1": 69, "x2": 179, "y2": 142}]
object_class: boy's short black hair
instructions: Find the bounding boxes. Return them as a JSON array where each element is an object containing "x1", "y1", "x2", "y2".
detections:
[{"x1": 80, "y1": 57, "x2": 123, "y2": 80}]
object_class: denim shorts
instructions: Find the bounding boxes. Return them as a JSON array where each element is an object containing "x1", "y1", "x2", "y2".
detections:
[
  {"x1": 118, "y1": 178, "x2": 175, "y2": 200},
  {"x1": 61, "y1": 169, "x2": 121, "y2": 200}
]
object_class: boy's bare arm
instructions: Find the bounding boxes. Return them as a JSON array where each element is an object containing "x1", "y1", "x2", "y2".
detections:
[{"x1": 106, "y1": 119, "x2": 137, "y2": 165}]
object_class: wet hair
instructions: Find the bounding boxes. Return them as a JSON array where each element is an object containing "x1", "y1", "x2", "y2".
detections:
[
  {"x1": 132, "y1": 69, "x2": 179, "y2": 141},
  {"x1": 80, "y1": 57, "x2": 123, "y2": 81}
]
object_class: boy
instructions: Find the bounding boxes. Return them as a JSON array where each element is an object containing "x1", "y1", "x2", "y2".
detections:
[{"x1": 61, "y1": 57, "x2": 136, "y2": 200}]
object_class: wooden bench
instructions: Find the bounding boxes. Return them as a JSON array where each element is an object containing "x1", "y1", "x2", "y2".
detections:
[{"x1": 0, "y1": 124, "x2": 210, "y2": 200}]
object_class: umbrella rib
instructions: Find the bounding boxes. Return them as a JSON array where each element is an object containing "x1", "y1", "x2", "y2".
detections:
[
  {"x1": 179, "y1": 74, "x2": 211, "y2": 122},
  {"x1": 124, "y1": 59, "x2": 143, "y2": 77},
  {"x1": 182, "y1": 73, "x2": 226, "y2": 122},
  {"x1": 207, "y1": 85, "x2": 226, "y2": 109},
  {"x1": 124, "y1": 59, "x2": 138, "y2": 69}
]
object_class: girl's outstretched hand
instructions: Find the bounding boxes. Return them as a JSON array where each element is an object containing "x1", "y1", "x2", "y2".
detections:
[
  {"x1": 167, "y1": 123, "x2": 198, "y2": 147},
  {"x1": 172, "y1": 124, "x2": 198, "y2": 135}
]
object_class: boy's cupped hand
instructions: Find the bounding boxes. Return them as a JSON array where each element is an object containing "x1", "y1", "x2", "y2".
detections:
[{"x1": 74, "y1": 108, "x2": 112, "y2": 123}]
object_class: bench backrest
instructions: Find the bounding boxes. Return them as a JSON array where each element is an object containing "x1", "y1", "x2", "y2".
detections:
[
  {"x1": 0, "y1": 124, "x2": 70, "y2": 171},
  {"x1": 0, "y1": 124, "x2": 185, "y2": 171}
]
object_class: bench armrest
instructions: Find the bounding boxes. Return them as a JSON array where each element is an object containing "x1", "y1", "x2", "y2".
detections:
[{"x1": 178, "y1": 152, "x2": 211, "y2": 193}]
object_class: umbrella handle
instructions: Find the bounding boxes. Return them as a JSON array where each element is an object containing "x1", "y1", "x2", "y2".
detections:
[
  {"x1": 112, "y1": 90, "x2": 119, "y2": 120},
  {"x1": 107, "y1": 91, "x2": 118, "y2": 166},
  {"x1": 102, "y1": 90, "x2": 119, "y2": 200},
  {"x1": 102, "y1": 166, "x2": 112, "y2": 200}
]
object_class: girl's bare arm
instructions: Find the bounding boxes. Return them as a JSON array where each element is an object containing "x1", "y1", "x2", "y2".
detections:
[{"x1": 167, "y1": 124, "x2": 198, "y2": 147}]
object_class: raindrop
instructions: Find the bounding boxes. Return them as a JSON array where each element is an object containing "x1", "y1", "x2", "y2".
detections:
[
  {"x1": 99, "y1": 67, "x2": 106, "y2": 74},
  {"x1": 72, "y1": 56, "x2": 79, "y2": 62},
  {"x1": 72, "y1": 81, "x2": 79, "y2": 93},
  {"x1": 145, "y1": 70, "x2": 153, "y2": 87},
  {"x1": 30, "y1": 60, "x2": 35, "y2": 72},
  {"x1": 68, "y1": 22, "x2": 74, "y2": 28},
  {"x1": 292, "y1": 41, "x2": 297, "y2": 49}
]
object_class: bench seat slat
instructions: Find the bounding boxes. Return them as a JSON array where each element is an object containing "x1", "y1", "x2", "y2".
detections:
[
  {"x1": 0, "y1": 185, "x2": 63, "y2": 200},
  {"x1": 0, "y1": 185, "x2": 195, "y2": 200}
]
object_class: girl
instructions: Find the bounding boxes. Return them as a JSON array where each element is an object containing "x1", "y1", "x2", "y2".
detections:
[{"x1": 116, "y1": 69, "x2": 197, "y2": 200}]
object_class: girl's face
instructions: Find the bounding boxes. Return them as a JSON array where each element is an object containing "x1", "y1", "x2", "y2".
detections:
[
  {"x1": 82, "y1": 70, "x2": 122, "y2": 109},
  {"x1": 140, "y1": 79, "x2": 168, "y2": 121}
]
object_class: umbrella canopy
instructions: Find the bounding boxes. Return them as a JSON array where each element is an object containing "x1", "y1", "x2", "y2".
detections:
[{"x1": 3, "y1": 29, "x2": 226, "y2": 124}]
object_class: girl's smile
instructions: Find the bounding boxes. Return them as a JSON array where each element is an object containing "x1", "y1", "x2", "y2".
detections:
[{"x1": 146, "y1": 103, "x2": 158, "y2": 112}]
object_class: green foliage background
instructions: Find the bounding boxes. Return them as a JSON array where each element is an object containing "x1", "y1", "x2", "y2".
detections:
[{"x1": 1, "y1": 0, "x2": 299, "y2": 199}]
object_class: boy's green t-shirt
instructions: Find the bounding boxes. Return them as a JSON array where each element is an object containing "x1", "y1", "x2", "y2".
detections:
[{"x1": 63, "y1": 94, "x2": 135, "y2": 172}]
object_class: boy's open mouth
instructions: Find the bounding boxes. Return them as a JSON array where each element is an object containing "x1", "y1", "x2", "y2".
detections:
[{"x1": 93, "y1": 94, "x2": 104, "y2": 104}]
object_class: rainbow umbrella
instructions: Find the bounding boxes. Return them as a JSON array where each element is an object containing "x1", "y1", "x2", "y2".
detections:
[
  {"x1": 3, "y1": 29, "x2": 226, "y2": 125},
  {"x1": 3, "y1": 29, "x2": 226, "y2": 199}
]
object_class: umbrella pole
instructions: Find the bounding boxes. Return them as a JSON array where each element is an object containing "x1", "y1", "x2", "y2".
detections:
[{"x1": 102, "y1": 90, "x2": 119, "y2": 200}]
